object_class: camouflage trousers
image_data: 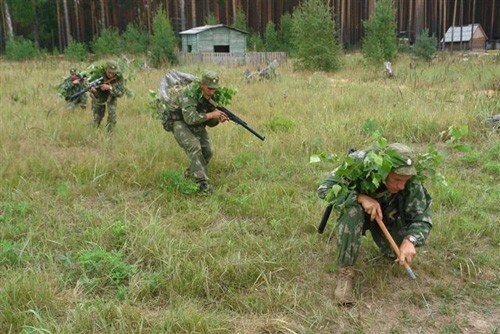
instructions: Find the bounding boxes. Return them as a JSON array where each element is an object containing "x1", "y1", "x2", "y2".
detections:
[
  {"x1": 66, "y1": 94, "x2": 87, "y2": 110},
  {"x1": 172, "y1": 121, "x2": 213, "y2": 182},
  {"x1": 92, "y1": 97, "x2": 117, "y2": 131},
  {"x1": 335, "y1": 203, "x2": 405, "y2": 267}
]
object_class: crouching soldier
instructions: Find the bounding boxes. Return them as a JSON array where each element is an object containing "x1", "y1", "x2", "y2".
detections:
[{"x1": 317, "y1": 143, "x2": 432, "y2": 305}]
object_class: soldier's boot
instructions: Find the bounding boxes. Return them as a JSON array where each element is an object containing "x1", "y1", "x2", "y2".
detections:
[
  {"x1": 334, "y1": 266, "x2": 355, "y2": 305},
  {"x1": 198, "y1": 181, "x2": 213, "y2": 194}
]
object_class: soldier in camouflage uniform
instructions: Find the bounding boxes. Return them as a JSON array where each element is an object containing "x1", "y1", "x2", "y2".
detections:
[
  {"x1": 170, "y1": 71, "x2": 229, "y2": 193},
  {"x1": 59, "y1": 68, "x2": 87, "y2": 110},
  {"x1": 317, "y1": 143, "x2": 432, "y2": 305},
  {"x1": 88, "y1": 60, "x2": 126, "y2": 132}
]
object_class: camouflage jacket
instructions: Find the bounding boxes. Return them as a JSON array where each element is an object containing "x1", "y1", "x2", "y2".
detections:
[
  {"x1": 58, "y1": 76, "x2": 86, "y2": 99},
  {"x1": 171, "y1": 85, "x2": 218, "y2": 128},
  {"x1": 88, "y1": 69, "x2": 126, "y2": 102},
  {"x1": 317, "y1": 155, "x2": 432, "y2": 246}
]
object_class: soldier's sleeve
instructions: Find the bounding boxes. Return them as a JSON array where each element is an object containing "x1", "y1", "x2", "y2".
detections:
[
  {"x1": 181, "y1": 96, "x2": 207, "y2": 125},
  {"x1": 110, "y1": 77, "x2": 125, "y2": 98},
  {"x1": 401, "y1": 181, "x2": 432, "y2": 246}
]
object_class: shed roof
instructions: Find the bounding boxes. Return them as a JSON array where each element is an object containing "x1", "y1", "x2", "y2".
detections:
[
  {"x1": 441, "y1": 24, "x2": 486, "y2": 43},
  {"x1": 179, "y1": 24, "x2": 248, "y2": 35}
]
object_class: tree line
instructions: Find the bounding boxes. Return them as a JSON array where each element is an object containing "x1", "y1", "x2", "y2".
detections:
[{"x1": 1, "y1": 0, "x2": 496, "y2": 54}]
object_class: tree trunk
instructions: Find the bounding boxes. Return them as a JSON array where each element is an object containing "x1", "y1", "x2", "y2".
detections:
[
  {"x1": 100, "y1": 0, "x2": 106, "y2": 30},
  {"x1": 415, "y1": 0, "x2": 424, "y2": 36},
  {"x1": 191, "y1": 0, "x2": 196, "y2": 26},
  {"x1": 267, "y1": 0, "x2": 272, "y2": 23},
  {"x1": 471, "y1": 0, "x2": 476, "y2": 50},
  {"x1": 90, "y1": 0, "x2": 96, "y2": 36},
  {"x1": 225, "y1": 0, "x2": 230, "y2": 25},
  {"x1": 31, "y1": 0, "x2": 40, "y2": 47},
  {"x1": 214, "y1": 0, "x2": 219, "y2": 24},
  {"x1": 232, "y1": 0, "x2": 237, "y2": 25},
  {"x1": 56, "y1": 0, "x2": 64, "y2": 51},
  {"x1": 146, "y1": 0, "x2": 152, "y2": 35},
  {"x1": 62, "y1": 0, "x2": 71, "y2": 46},
  {"x1": 490, "y1": 0, "x2": 496, "y2": 43},
  {"x1": 180, "y1": 0, "x2": 186, "y2": 30},
  {"x1": 256, "y1": 0, "x2": 261, "y2": 32},
  {"x1": 3, "y1": 0, "x2": 14, "y2": 39},
  {"x1": 112, "y1": 0, "x2": 119, "y2": 27},
  {"x1": 451, "y1": 0, "x2": 457, "y2": 51},
  {"x1": 74, "y1": 0, "x2": 80, "y2": 40}
]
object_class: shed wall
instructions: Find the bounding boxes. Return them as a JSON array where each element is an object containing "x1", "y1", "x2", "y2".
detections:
[{"x1": 181, "y1": 27, "x2": 246, "y2": 53}]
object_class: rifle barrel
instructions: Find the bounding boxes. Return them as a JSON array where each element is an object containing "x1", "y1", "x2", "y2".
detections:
[
  {"x1": 216, "y1": 105, "x2": 265, "y2": 141},
  {"x1": 317, "y1": 204, "x2": 333, "y2": 234}
]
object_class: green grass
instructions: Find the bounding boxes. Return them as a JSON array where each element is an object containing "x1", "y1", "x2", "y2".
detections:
[{"x1": 0, "y1": 53, "x2": 499, "y2": 333}]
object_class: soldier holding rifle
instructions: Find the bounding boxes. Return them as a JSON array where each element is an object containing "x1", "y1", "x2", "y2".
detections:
[{"x1": 87, "y1": 60, "x2": 127, "y2": 132}]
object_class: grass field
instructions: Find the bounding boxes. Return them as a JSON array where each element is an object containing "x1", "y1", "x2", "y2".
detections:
[{"x1": 0, "y1": 52, "x2": 499, "y2": 333}]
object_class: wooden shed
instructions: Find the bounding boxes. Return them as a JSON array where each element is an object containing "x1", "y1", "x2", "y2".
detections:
[
  {"x1": 440, "y1": 24, "x2": 487, "y2": 51},
  {"x1": 179, "y1": 24, "x2": 248, "y2": 54}
]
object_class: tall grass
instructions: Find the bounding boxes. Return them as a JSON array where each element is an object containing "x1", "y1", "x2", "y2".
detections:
[{"x1": 0, "y1": 53, "x2": 499, "y2": 333}]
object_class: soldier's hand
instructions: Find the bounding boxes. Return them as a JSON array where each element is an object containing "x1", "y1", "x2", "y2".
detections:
[
  {"x1": 72, "y1": 79, "x2": 80, "y2": 84},
  {"x1": 357, "y1": 194, "x2": 382, "y2": 221},
  {"x1": 100, "y1": 84, "x2": 112, "y2": 91},
  {"x1": 90, "y1": 87, "x2": 97, "y2": 93},
  {"x1": 398, "y1": 239, "x2": 416, "y2": 265},
  {"x1": 207, "y1": 109, "x2": 229, "y2": 123}
]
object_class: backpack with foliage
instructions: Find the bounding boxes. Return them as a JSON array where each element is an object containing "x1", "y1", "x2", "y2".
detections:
[
  {"x1": 150, "y1": 70, "x2": 237, "y2": 132},
  {"x1": 151, "y1": 70, "x2": 197, "y2": 132}
]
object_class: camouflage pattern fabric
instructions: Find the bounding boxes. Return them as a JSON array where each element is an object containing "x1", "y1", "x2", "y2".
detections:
[
  {"x1": 59, "y1": 76, "x2": 87, "y2": 109},
  {"x1": 317, "y1": 151, "x2": 432, "y2": 267},
  {"x1": 88, "y1": 64, "x2": 126, "y2": 131},
  {"x1": 93, "y1": 96, "x2": 118, "y2": 131},
  {"x1": 171, "y1": 88, "x2": 218, "y2": 182}
]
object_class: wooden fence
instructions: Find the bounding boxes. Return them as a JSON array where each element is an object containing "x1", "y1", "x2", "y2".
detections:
[{"x1": 177, "y1": 52, "x2": 287, "y2": 67}]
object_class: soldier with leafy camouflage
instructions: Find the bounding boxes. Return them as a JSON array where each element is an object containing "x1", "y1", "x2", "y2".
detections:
[
  {"x1": 317, "y1": 143, "x2": 432, "y2": 305},
  {"x1": 58, "y1": 68, "x2": 87, "y2": 110},
  {"x1": 88, "y1": 60, "x2": 127, "y2": 131},
  {"x1": 169, "y1": 71, "x2": 229, "y2": 193}
]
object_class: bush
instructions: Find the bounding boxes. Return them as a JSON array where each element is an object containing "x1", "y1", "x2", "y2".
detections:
[
  {"x1": 150, "y1": 7, "x2": 177, "y2": 67},
  {"x1": 64, "y1": 40, "x2": 88, "y2": 61},
  {"x1": 205, "y1": 11, "x2": 218, "y2": 25},
  {"x1": 231, "y1": 5, "x2": 248, "y2": 31},
  {"x1": 122, "y1": 23, "x2": 148, "y2": 55},
  {"x1": 91, "y1": 28, "x2": 123, "y2": 57},
  {"x1": 279, "y1": 13, "x2": 295, "y2": 54},
  {"x1": 362, "y1": 0, "x2": 397, "y2": 65},
  {"x1": 264, "y1": 21, "x2": 280, "y2": 51},
  {"x1": 414, "y1": 28, "x2": 438, "y2": 61},
  {"x1": 292, "y1": 0, "x2": 341, "y2": 71},
  {"x1": 5, "y1": 36, "x2": 41, "y2": 60},
  {"x1": 248, "y1": 33, "x2": 264, "y2": 51}
]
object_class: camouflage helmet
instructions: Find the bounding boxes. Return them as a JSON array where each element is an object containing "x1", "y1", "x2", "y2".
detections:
[
  {"x1": 387, "y1": 143, "x2": 417, "y2": 176},
  {"x1": 201, "y1": 71, "x2": 220, "y2": 89},
  {"x1": 105, "y1": 60, "x2": 120, "y2": 73},
  {"x1": 69, "y1": 68, "x2": 78, "y2": 75}
]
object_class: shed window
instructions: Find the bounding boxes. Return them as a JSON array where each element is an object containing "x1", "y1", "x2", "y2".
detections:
[
  {"x1": 187, "y1": 45, "x2": 192, "y2": 52},
  {"x1": 214, "y1": 45, "x2": 230, "y2": 53}
]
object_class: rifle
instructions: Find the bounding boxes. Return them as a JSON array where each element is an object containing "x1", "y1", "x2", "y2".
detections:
[
  {"x1": 317, "y1": 147, "x2": 357, "y2": 233},
  {"x1": 209, "y1": 99, "x2": 266, "y2": 141},
  {"x1": 67, "y1": 76, "x2": 104, "y2": 101},
  {"x1": 317, "y1": 204, "x2": 333, "y2": 234}
]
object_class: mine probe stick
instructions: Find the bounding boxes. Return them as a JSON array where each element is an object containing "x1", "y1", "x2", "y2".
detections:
[{"x1": 375, "y1": 217, "x2": 417, "y2": 280}]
